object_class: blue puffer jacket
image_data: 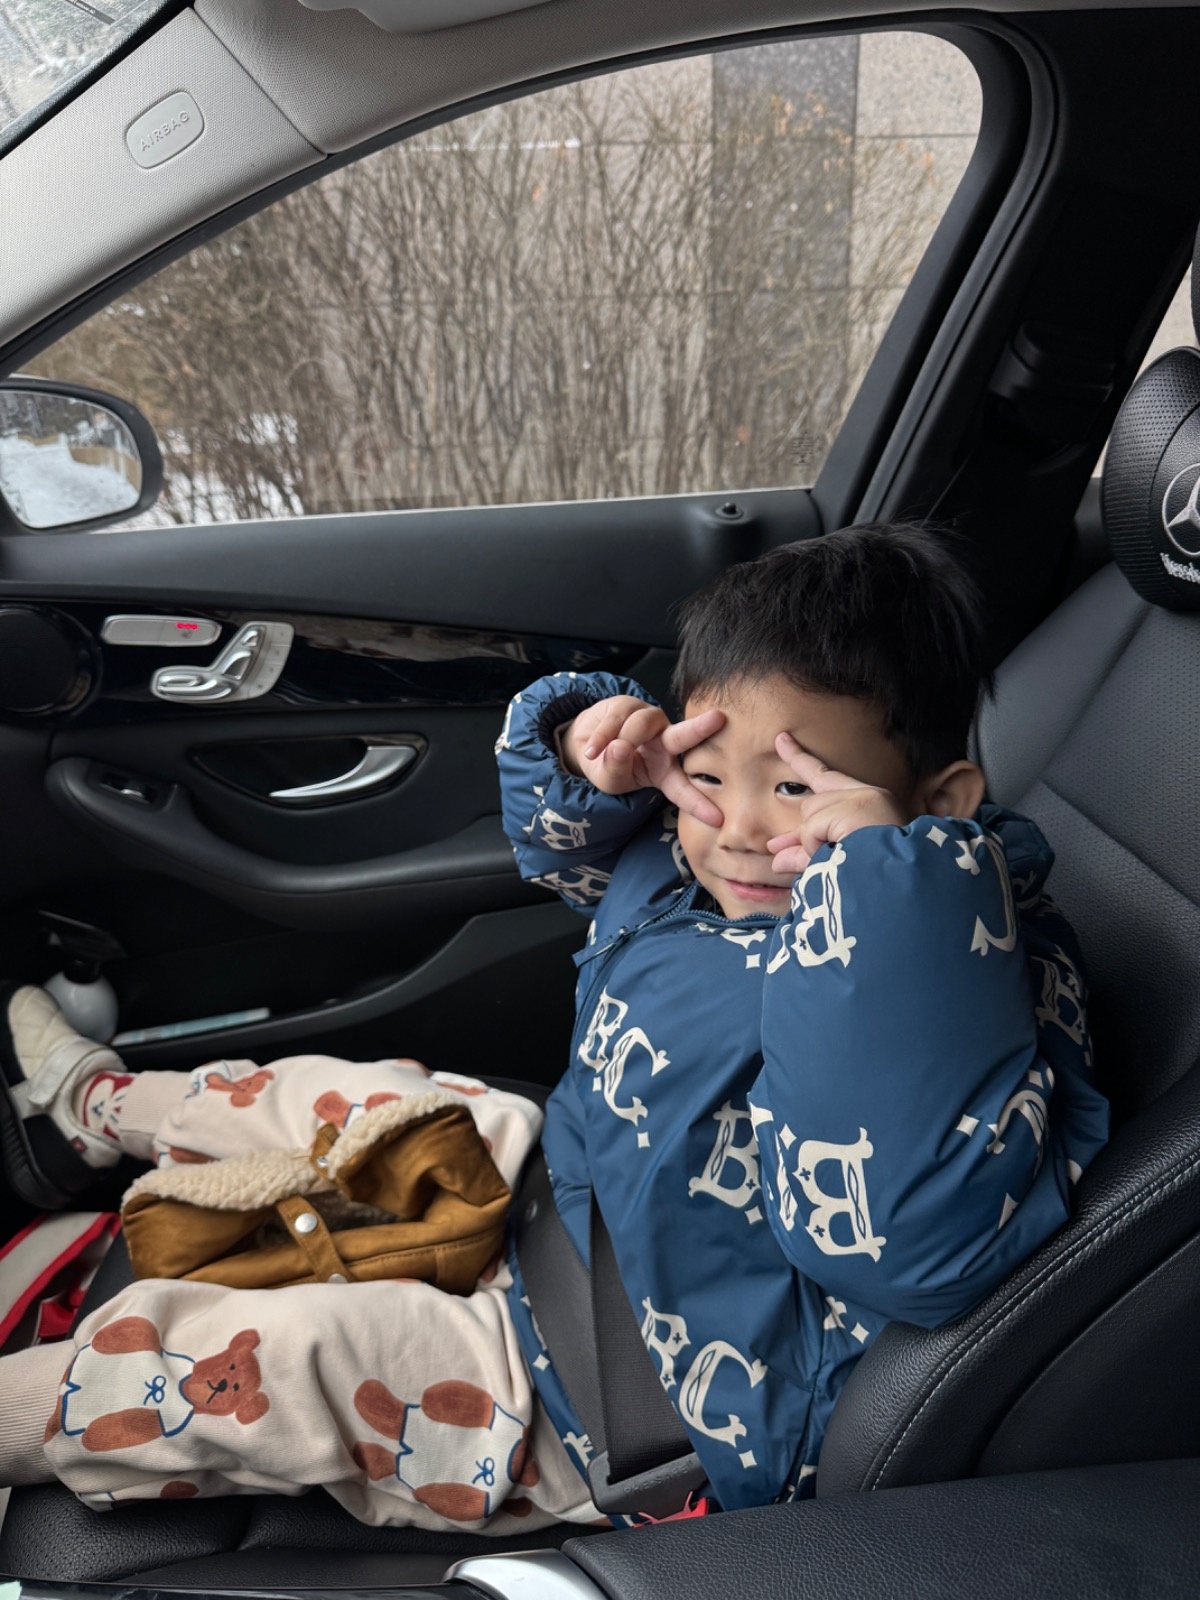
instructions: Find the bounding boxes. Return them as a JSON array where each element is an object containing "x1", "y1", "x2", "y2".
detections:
[{"x1": 499, "y1": 672, "x2": 1109, "y2": 1512}]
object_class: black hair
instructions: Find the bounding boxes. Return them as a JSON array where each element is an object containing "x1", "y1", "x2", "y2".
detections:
[{"x1": 671, "y1": 522, "x2": 995, "y2": 779}]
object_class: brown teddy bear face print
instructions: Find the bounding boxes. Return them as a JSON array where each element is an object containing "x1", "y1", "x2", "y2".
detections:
[
  {"x1": 182, "y1": 1328, "x2": 270, "y2": 1423},
  {"x1": 47, "y1": 1316, "x2": 270, "y2": 1454}
]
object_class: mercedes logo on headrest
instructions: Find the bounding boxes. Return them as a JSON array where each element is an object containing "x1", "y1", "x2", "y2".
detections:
[{"x1": 1161, "y1": 463, "x2": 1200, "y2": 557}]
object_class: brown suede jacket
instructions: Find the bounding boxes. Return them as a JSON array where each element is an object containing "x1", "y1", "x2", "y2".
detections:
[{"x1": 121, "y1": 1089, "x2": 511, "y2": 1294}]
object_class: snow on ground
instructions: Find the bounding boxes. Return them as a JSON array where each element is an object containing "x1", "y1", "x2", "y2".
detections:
[{"x1": 0, "y1": 434, "x2": 137, "y2": 527}]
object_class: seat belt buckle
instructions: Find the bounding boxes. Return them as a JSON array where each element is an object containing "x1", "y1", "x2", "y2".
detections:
[
  {"x1": 586, "y1": 1447, "x2": 709, "y2": 1520},
  {"x1": 634, "y1": 1491, "x2": 715, "y2": 1525}
]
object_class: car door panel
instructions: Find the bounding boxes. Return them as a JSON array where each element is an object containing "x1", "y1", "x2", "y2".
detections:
[
  {"x1": 53, "y1": 707, "x2": 535, "y2": 873},
  {"x1": 115, "y1": 899, "x2": 581, "y2": 1073},
  {"x1": 46, "y1": 761, "x2": 523, "y2": 928},
  {"x1": 0, "y1": 491, "x2": 818, "y2": 1079},
  {"x1": 0, "y1": 491, "x2": 815, "y2": 639}
]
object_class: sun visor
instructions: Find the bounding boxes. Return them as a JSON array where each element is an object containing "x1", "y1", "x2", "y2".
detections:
[{"x1": 295, "y1": 0, "x2": 552, "y2": 30}]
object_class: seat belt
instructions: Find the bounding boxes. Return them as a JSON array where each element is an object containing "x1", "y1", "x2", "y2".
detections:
[{"x1": 514, "y1": 1150, "x2": 706, "y2": 1518}]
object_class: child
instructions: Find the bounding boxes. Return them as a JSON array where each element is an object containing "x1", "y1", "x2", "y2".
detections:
[{"x1": 0, "y1": 523, "x2": 1108, "y2": 1527}]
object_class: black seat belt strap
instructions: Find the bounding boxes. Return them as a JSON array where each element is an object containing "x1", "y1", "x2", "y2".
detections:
[
  {"x1": 514, "y1": 1151, "x2": 706, "y2": 1517},
  {"x1": 588, "y1": 1194, "x2": 692, "y2": 1481},
  {"x1": 513, "y1": 1149, "x2": 606, "y2": 1440}
]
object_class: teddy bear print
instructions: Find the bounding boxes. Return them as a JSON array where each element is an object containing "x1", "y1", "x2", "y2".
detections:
[
  {"x1": 46, "y1": 1317, "x2": 269, "y2": 1453},
  {"x1": 352, "y1": 1378, "x2": 539, "y2": 1522},
  {"x1": 204, "y1": 1068, "x2": 275, "y2": 1108},
  {"x1": 431, "y1": 1072, "x2": 489, "y2": 1097},
  {"x1": 159, "y1": 1145, "x2": 216, "y2": 1166},
  {"x1": 313, "y1": 1089, "x2": 402, "y2": 1131},
  {"x1": 183, "y1": 1060, "x2": 275, "y2": 1108}
]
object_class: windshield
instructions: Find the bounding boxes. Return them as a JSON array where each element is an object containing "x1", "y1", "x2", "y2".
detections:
[{"x1": 0, "y1": 0, "x2": 171, "y2": 145}]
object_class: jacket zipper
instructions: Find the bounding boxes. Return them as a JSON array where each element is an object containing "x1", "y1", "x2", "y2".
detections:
[{"x1": 574, "y1": 887, "x2": 778, "y2": 1020}]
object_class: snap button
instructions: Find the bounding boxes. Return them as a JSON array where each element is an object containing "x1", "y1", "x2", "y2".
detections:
[
  {"x1": 314, "y1": 1156, "x2": 329, "y2": 1170},
  {"x1": 294, "y1": 1211, "x2": 319, "y2": 1235},
  {"x1": 328, "y1": 1272, "x2": 348, "y2": 1283}
]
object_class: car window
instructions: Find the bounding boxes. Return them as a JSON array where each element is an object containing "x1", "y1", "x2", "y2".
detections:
[
  {"x1": 28, "y1": 30, "x2": 981, "y2": 528},
  {"x1": 0, "y1": 0, "x2": 173, "y2": 147}
]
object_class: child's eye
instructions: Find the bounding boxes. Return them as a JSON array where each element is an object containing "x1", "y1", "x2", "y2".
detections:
[
  {"x1": 686, "y1": 771, "x2": 720, "y2": 786},
  {"x1": 777, "y1": 781, "x2": 811, "y2": 798}
]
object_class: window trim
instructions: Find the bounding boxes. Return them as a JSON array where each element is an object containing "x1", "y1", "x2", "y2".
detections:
[
  {"x1": 1, "y1": 13, "x2": 1025, "y2": 529},
  {"x1": 816, "y1": 17, "x2": 1050, "y2": 530},
  {"x1": 0, "y1": 0, "x2": 191, "y2": 163}
]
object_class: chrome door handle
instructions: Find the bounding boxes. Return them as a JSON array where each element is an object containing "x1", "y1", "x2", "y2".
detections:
[
  {"x1": 269, "y1": 742, "x2": 420, "y2": 804},
  {"x1": 153, "y1": 622, "x2": 294, "y2": 705}
]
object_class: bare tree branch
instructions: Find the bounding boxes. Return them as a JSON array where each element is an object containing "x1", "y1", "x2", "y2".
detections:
[{"x1": 32, "y1": 52, "x2": 956, "y2": 525}]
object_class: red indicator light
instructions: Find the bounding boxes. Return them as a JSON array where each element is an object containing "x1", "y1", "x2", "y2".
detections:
[{"x1": 175, "y1": 622, "x2": 199, "y2": 631}]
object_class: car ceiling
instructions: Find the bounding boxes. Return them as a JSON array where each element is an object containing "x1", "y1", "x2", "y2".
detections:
[{"x1": 0, "y1": 0, "x2": 1191, "y2": 366}]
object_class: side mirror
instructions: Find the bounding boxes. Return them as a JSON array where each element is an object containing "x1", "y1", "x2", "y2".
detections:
[{"x1": 0, "y1": 378, "x2": 163, "y2": 533}]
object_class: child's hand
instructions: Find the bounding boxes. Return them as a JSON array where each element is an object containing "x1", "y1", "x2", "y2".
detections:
[
  {"x1": 767, "y1": 731, "x2": 908, "y2": 875},
  {"x1": 561, "y1": 696, "x2": 726, "y2": 825}
]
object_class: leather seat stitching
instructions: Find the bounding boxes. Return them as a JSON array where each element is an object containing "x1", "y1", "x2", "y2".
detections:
[
  {"x1": 1037, "y1": 775, "x2": 1200, "y2": 916},
  {"x1": 978, "y1": 581, "x2": 1149, "y2": 800},
  {"x1": 868, "y1": 1142, "x2": 1200, "y2": 1486}
]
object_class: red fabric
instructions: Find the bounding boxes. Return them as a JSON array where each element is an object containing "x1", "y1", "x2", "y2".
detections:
[
  {"x1": 0, "y1": 1213, "x2": 120, "y2": 1349},
  {"x1": 635, "y1": 1493, "x2": 714, "y2": 1525},
  {"x1": 35, "y1": 1278, "x2": 90, "y2": 1341}
]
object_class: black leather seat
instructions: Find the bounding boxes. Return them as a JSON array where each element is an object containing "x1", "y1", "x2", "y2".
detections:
[
  {"x1": 11, "y1": 263, "x2": 1200, "y2": 1575},
  {"x1": 818, "y1": 239, "x2": 1200, "y2": 1493}
]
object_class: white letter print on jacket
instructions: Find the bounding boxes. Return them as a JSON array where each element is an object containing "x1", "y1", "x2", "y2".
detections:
[
  {"x1": 640, "y1": 1305, "x2": 768, "y2": 1471},
  {"x1": 640, "y1": 1299, "x2": 691, "y2": 1390},
  {"x1": 679, "y1": 1339, "x2": 768, "y2": 1468},
  {"x1": 968, "y1": 835, "x2": 1019, "y2": 956},
  {"x1": 528, "y1": 807, "x2": 591, "y2": 851},
  {"x1": 577, "y1": 989, "x2": 670, "y2": 1147},
  {"x1": 793, "y1": 1129, "x2": 886, "y2": 1261},
  {"x1": 767, "y1": 841, "x2": 857, "y2": 973},
  {"x1": 688, "y1": 1100, "x2": 763, "y2": 1222}
]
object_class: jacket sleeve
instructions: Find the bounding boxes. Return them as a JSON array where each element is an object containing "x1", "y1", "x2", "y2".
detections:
[
  {"x1": 748, "y1": 814, "x2": 1109, "y2": 1328},
  {"x1": 496, "y1": 671, "x2": 667, "y2": 911}
]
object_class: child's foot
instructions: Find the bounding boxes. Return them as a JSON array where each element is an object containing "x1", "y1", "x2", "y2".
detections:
[{"x1": 0, "y1": 984, "x2": 130, "y2": 1208}]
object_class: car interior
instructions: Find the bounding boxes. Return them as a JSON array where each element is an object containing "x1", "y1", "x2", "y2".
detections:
[{"x1": 4, "y1": 0, "x2": 1200, "y2": 1595}]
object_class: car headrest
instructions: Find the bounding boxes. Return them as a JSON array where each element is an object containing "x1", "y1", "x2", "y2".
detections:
[{"x1": 1102, "y1": 225, "x2": 1200, "y2": 611}]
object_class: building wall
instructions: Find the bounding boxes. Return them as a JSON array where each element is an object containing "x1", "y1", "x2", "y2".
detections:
[{"x1": 30, "y1": 27, "x2": 987, "y2": 522}]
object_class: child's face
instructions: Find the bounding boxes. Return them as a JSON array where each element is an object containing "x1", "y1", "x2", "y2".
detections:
[{"x1": 676, "y1": 674, "x2": 918, "y2": 920}]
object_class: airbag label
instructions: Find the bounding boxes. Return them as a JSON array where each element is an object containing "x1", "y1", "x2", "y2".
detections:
[{"x1": 126, "y1": 91, "x2": 204, "y2": 170}]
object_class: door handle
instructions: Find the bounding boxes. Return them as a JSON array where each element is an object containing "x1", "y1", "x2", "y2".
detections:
[
  {"x1": 45, "y1": 757, "x2": 530, "y2": 931},
  {"x1": 268, "y1": 742, "x2": 420, "y2": 804}
]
